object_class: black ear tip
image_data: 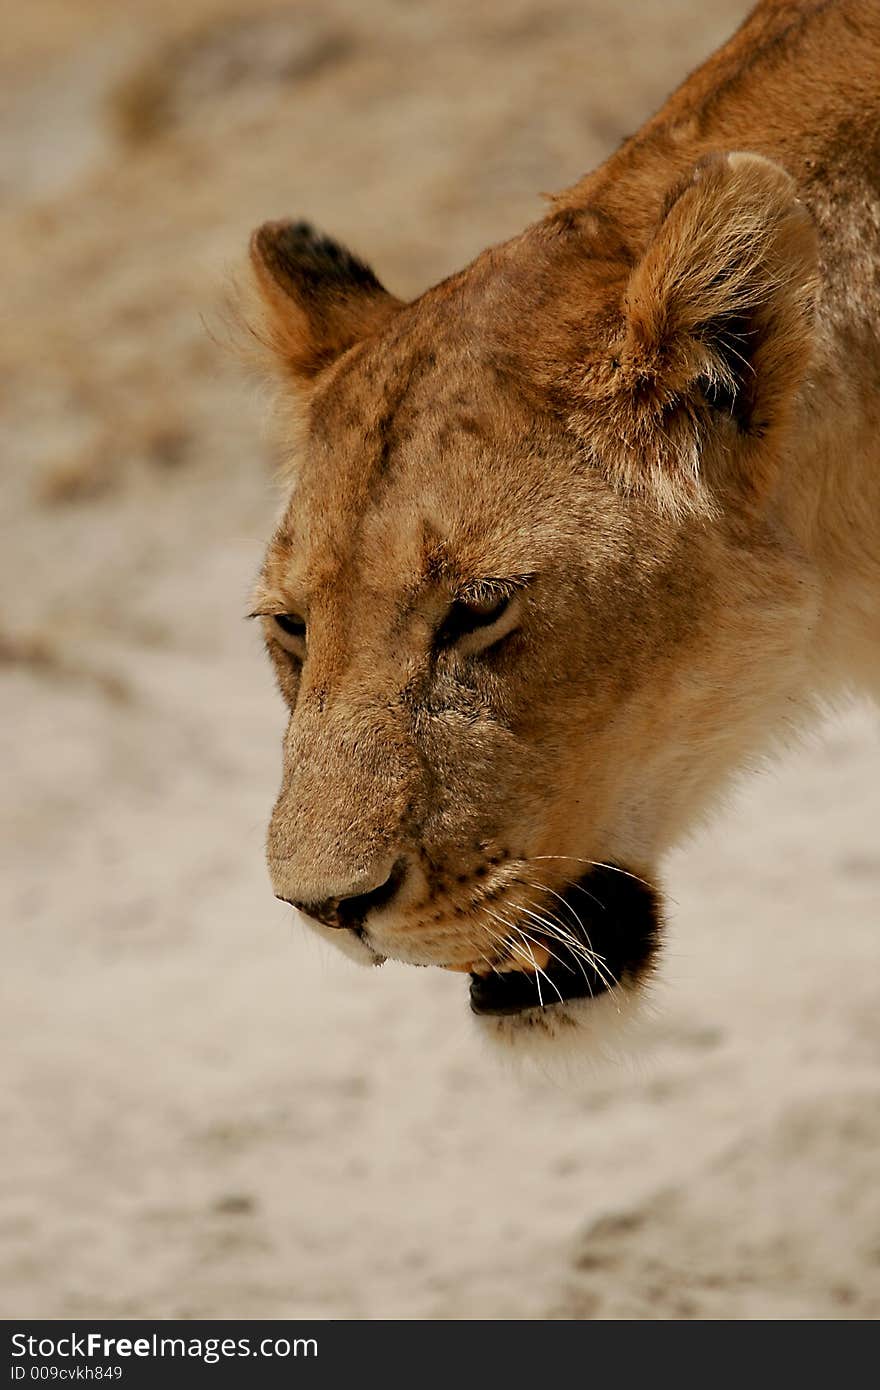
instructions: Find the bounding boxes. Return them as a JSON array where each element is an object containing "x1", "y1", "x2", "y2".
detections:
[
  {"x1": 251, "y1": 218, "x2": 318, "y2": 266},
  {"x1": 275, "y1": 220, "x2": 324, "y2": 258},
  {"x1": 251, "y1": 218, "x2": 382, "y2": 294}
]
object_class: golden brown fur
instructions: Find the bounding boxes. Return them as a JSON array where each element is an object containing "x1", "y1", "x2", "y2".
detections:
[{"x1": 246, "y1": 0, "x2": 880, "y2": 1050}]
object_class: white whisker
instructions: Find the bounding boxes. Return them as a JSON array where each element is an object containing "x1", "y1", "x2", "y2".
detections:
[
  {"x1": 531, "y1": 855, "x2": 651, "y2": 889},
  {"x1": 522, "y1": 881, "x2": 618, "y2": 994},
  {"x1": 481, "y1": 911, "x2": 565, "y2": 1007}
]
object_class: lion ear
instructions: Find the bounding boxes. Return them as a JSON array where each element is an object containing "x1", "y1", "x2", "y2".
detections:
[
  {"x1": 612, "y1": 152, "x2": 818, "y2": 507},
  {"x1": 248, "y1": 220, "x2": 403, "y2": 384}
]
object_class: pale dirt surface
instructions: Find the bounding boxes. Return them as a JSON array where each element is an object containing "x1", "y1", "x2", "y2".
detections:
[{"x1": 2, "y1": 0, "x2": 878, "y2": 1321}]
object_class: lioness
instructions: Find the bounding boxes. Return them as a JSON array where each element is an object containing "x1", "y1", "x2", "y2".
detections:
[{"x1": 247, "y1": 0, "x2": 879, "y2": 1051}]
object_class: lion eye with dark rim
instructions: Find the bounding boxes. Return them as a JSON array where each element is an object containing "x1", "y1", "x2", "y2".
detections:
[
  {"x1": 273, "y1": 613, "x2": 306, "y2": 639},
  {"x1": 250, "y1": 606, "x2": 307, "y2": 660},
  {"x1": 437, "y1": 592, "x2": 512, "y2": 647}
]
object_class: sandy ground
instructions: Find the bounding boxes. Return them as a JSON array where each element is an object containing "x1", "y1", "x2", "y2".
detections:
[{"x1": 2, "y1": 0, "x2": 878, "y2": 1321}]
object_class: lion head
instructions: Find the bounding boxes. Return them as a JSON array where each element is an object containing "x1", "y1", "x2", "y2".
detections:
[{"x1": 247, "y1": 152, "x2": 818, "y2": 1051}]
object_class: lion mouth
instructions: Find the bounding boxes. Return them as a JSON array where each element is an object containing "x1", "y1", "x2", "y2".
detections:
[{"x1": 467, "y1": 864, "x2": 661, "y2": 1017}]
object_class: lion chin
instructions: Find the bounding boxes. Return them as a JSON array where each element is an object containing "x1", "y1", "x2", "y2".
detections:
[
  {"x1": 465, "y1": 918, "x2": 660, "y2": 1065},
  {"x1": 472, "y1": 983, "x2": 655, "y2": 1069},
  {"x1": 298, "y1": 862, "x2": 663, "y2": 1063}
]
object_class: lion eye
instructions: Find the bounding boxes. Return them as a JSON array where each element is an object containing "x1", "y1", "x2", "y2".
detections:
[
  {"x1": 437, "y1": 593, "x2": 511, "y2": 646},
  {"x1": 273, "y1": 613, "x2": 307, "y2": 641}
]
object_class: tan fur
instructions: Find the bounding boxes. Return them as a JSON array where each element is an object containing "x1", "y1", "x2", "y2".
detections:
[{"x1": 245, "y1": 0, "x2": 880, "y2": 1050}]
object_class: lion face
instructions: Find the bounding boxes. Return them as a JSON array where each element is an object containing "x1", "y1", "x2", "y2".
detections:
[{"x1": 249, "y1": 154, "x2": 818, "y2": 1048}]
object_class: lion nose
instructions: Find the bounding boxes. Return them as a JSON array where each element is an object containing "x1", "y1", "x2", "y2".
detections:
[{"x1": 276, "y1": 860, "x2": 406, "y2": 931}]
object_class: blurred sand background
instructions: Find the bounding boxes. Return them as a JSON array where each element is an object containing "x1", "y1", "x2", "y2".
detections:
[{"x1": 2, "y1": 0, "x2": 878, "y2": 1320}]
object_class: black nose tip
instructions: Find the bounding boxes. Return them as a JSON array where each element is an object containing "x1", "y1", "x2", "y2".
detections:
[{"x1": 278, "y1": 860, "x2": 406, "y2": 931}]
